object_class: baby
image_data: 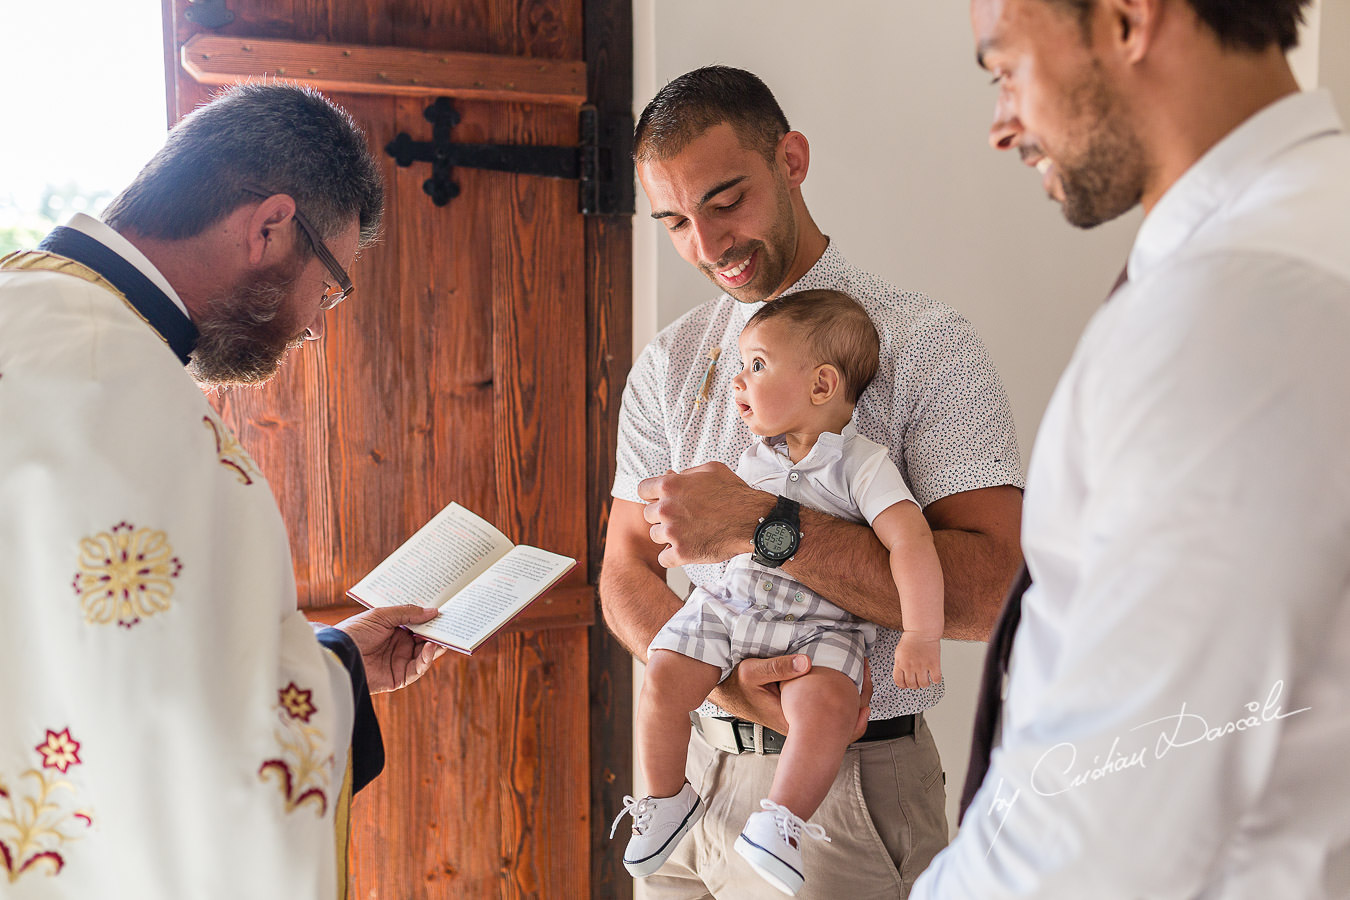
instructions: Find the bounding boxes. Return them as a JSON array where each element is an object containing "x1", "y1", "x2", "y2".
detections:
[{"x1": 611, "y1": 289, "x2": 944, "y2": 896}]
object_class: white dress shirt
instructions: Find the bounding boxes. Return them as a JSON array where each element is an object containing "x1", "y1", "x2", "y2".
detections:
[{"x1": 914, "y1": 90, "x2": 1350, "y2": 898}]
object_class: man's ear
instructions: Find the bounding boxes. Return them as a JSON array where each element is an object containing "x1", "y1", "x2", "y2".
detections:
[
  {"x1": 243, "y1": 193, "x2": 299, "y2": 267},
  {"x1": 779, "y1": 131, "x2": 810, "y2": 190},
  {"x1": 1101, "y1": 0, "x2": 1160, "y2": 65},
  {"x1": 810, "y1": 363, "x2": 840, "y2": 406}
]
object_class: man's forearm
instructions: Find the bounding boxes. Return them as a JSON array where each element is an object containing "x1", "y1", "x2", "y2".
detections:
[
  {"x1": 780, "y1": 508, "x2": 906, "y2": 629},
  {"x1": 598, "y1": 559, "x2": 683, "y2": 663},
  {"x1": 783, "y1": 508, "x2": 1020, "y2": 640},
  {"x1": 932, "y1": 527, "x2": 1019, "y2": 640}
]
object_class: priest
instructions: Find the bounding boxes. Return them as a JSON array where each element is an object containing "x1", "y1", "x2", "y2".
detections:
[{"x1": 0, "y1": 83, "x2": 444, "y2": 897}]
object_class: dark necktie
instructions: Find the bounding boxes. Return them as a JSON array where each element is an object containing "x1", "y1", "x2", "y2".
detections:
[{"x1": 958, "y1": 265, "x2": 1129, "y2": 823}]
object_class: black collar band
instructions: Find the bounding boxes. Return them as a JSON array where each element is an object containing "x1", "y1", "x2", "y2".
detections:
[{"x1": 38, "y1": 226, "x2": 199, "y2": 366}]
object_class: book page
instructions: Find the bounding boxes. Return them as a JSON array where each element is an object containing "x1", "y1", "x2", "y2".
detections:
[
  {"x1": 409, "y1": 545, "x2": 574, "y2": 651},
  {"x1": 348, "y1": 502, "x2": 514, "y2": 608}
]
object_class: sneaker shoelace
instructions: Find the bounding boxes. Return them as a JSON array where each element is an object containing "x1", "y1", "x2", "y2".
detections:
[
  {"x1": 760, "y1": 799, "x2": 831, "y2": 846},
  {"x1": 610, "y1": 794, "x2": 655, "y2": 838}
]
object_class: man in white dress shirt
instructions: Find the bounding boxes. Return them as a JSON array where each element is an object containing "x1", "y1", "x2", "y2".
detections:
[
  {"x1": 0, "y1": 83, "x2": 443, "y2": 898},
  {"x1": 913, "y1": 1, "x2": 1350, "y2": 896}
]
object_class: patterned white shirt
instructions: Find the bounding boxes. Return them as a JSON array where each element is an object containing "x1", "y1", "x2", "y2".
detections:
[{"x1": 614, "y1": 242, "x2": 1023, "y2": 718}]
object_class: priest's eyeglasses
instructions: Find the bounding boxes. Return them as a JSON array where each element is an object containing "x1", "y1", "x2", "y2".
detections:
[{"x1": 240, "y1": 185, "x2": 354, "y2": 309}]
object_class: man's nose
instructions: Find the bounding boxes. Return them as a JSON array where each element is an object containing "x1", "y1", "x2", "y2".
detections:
[
  {"x1": 690, "y1": 218, "x2": 732, "y2": 267},
  {"x1": 989, "y1": 94, "x2": 1021, "y2": 152},
  {"x1": 303, "y1": 311, "x2": 326, "y2": 342}
]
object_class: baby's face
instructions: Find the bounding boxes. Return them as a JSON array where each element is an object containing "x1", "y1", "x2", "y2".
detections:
[{"x1": 732, "y1": 319, "x2": 817, "y2": 437}]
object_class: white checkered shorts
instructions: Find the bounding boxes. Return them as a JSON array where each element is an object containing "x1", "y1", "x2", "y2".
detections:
[{"x1": 648, "y1": 560, "x2": 878, "y2": 690}]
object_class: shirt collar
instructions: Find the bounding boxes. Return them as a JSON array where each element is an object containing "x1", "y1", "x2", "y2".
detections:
[
  {"x1": 760, "y1": 421, "x2": 857, "y2": 467},
  {"x1": 1128, "y1": 89, "x2": 1344, "y2": 282},
  {"x1": 62, "y1": 213, "x2": 190, "y2": 317},
  {"x1": 735, "y1": 238, "x2": 847, "y2": 322}
]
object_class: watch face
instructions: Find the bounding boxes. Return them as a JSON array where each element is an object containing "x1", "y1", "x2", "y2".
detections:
[{"x1": 757, "y1": 522, "x2": 797, "y2": 558}]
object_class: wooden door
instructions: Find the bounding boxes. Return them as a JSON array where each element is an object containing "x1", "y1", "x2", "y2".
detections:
[{"x1": 161, "y1": 1, "x2": 633, "y2": 896}]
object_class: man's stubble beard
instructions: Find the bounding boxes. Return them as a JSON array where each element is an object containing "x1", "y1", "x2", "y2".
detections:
[
  {"x1": 700, "y1": 175, "x2": 799, "y2": 304},
  {"x1": 1057, "y1": 62, "x2": 1148, "y2": 230},
  {"x1": 187, "y1": 257, "x2": 307, "y2": 388}
]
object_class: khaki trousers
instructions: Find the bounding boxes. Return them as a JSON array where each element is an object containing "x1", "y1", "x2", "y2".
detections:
[{"x1": 643, "y1": 716, "x2": 948, "y2": 899}]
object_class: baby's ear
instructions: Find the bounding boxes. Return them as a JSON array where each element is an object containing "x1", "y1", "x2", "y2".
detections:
[{"x1": 811, "y1": 364, "x2": 841, "y2": 405}]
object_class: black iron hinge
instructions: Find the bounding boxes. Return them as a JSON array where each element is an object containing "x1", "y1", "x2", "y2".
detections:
[
  {"x1": 385, "y1": 96, "x2": 634, "y2": 216},
  {"x1": 184, "y1": 0, "x2": 234, "y2": 28}
]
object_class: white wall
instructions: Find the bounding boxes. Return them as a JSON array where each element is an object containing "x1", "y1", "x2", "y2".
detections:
[
  {"x1": 628, "y1": 0, "x2": 1341, "y2": 844},
  {"x1": 1321, "y1": 0, "x2": 1350, "y2": 123}
]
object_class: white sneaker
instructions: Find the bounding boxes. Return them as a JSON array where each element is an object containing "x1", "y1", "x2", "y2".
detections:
[
  {"x1": 733, "y1": 799, "x2": 831, "y2": 896},
  {"x1": 609, "y1": 783, "x2": 704, "y2": 877}
]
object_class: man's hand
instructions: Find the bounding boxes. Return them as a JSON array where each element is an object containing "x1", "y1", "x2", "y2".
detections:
[
  {"x1": 710, "y1": 654, "x2": 873, "y2": 741},
  {"x1": 638, "y1": 462, "x2": 774, "y2": 567},
  {"x1": 335, "y1": 605, "x2": 447, "y2": 693},
  {"x1": 710, "y1": 654, "x2": 811, "y2": 733}
]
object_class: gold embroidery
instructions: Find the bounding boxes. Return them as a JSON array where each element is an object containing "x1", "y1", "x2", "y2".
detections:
[
  {"x1": 279, "y1": 683, "x2": 317, "y2": 722},
  {"x1": 259, "y1": 683, "x2": 332, "y2": 816},
  {"x1": 71, "y1": 522, "x2": 182, "y2": 628},
  {"x1": 202, "y1": 416, "x2": 259, "y2": 485},
  {"x1": 0, "y1": 728, "x2": 94, "y2": 884},
  {"x1": 0, "y1": 250, "x2": 179, "y2": 355}
]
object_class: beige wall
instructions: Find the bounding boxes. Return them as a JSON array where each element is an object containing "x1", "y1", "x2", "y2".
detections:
[
  {"x1": 628, "y1": 0, "x2": 1344, "y2": 845},
  {"x1": 1322, "y1": 0, "x2": 1350, "y2": 123}
]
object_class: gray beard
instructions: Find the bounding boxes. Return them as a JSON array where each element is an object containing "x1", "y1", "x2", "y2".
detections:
[{"x1": 187, "y1": 265, "x2": 304, "y2": 387}]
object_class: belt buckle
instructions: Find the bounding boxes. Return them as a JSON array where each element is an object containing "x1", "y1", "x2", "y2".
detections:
[{"x1": 692, "y1": 714, "x2": 743, "y2": 754}]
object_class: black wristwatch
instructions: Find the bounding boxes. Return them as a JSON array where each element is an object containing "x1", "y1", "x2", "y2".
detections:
[{"x1": 751, "y1": 495, "x2": 802, "y2": 568}]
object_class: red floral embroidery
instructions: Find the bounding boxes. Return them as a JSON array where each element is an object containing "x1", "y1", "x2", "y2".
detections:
[
  {"x1": 35, "y1": 729, "x2": 81, "y2": 774},
  {"x1": 260, "y1": 684, "x2": 330, "y2": 816},
  {"x1": 203, "y1": 416, "x2": 259, "y2": 485},
  {"x1": 278, "y1": 683, "x2": 316, "y2": 722},
  {"x1": 2, "y1": 728, "x2": 93, "y2": 884}
]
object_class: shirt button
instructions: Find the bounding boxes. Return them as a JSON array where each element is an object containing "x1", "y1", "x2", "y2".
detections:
[
  {"x1": 793, "y1": 591, "x2": 804, "y2": 603},
  {"x1": 788, "y1": 472, "x2": 800, "y2": 482},
  {"x1": 762, "y1": 581, "x2": 773, "y2": 592},
  {"x1": 784, "y1": 614, "x2": 796, "y2": 623}
]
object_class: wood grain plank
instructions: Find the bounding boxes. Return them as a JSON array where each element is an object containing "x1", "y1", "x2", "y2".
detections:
[
  {"x1": 182, "y1": 34, "x2": 586, "y2": 104},
  {"x1": 163, "y1": 3, "x2": 598, "y2": 897},
  {"x1": 584, "y1": 0, "x2": 636, "y2": 894}
]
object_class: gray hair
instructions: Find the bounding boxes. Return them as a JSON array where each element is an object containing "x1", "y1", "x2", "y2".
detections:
[{"x1": 104, "y1": 82, "x2": 383, "y2": 249}]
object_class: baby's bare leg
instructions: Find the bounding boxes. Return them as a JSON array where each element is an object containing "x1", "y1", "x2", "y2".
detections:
[
  {"x1": 638, "y1": 649, "x2": 723, "y2": 798},
  {"x1": 769, "y1": 668, "x2": 861, "y2": 819}
]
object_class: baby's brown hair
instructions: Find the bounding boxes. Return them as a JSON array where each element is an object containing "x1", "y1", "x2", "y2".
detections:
[{"x1": 746, "y1": 289, "x2": 880, "y2": 405}]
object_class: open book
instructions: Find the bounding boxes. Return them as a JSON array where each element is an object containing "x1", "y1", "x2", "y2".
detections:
[{"x1": 347, "y1": 501, "x2": 575, "y2": 655}]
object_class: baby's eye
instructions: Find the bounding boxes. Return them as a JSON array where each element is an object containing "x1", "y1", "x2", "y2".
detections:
[{"x1": 751, "y1": 359, "x2": 765, "y2": 372}]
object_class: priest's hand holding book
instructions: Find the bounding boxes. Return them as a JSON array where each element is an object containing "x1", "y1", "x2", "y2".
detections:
[
  {"x1": 335, "y1": 605, "x2": 449, "y2": 692},
  {"x1": 348, "y1": 501, "x2": 576, "y2": 656}
]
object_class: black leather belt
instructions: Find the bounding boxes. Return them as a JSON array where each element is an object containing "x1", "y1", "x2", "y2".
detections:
[{"x1": 690, "y1": 712, "x2": 917, "y2": 755}]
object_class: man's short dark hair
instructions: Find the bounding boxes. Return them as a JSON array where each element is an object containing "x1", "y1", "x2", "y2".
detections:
[
  {"x1": 1046, "y1": 0, "x2": 1311, "y2": 52},
  {"x1": 633, "y1": 66, "x2": 790, "y2": 165},
  {"x1": 747, "y1": 289, "x2": 880, "y2": 405},
  {"x1": 104, "y1": 83, "x2": 384, "y2": 250}
]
